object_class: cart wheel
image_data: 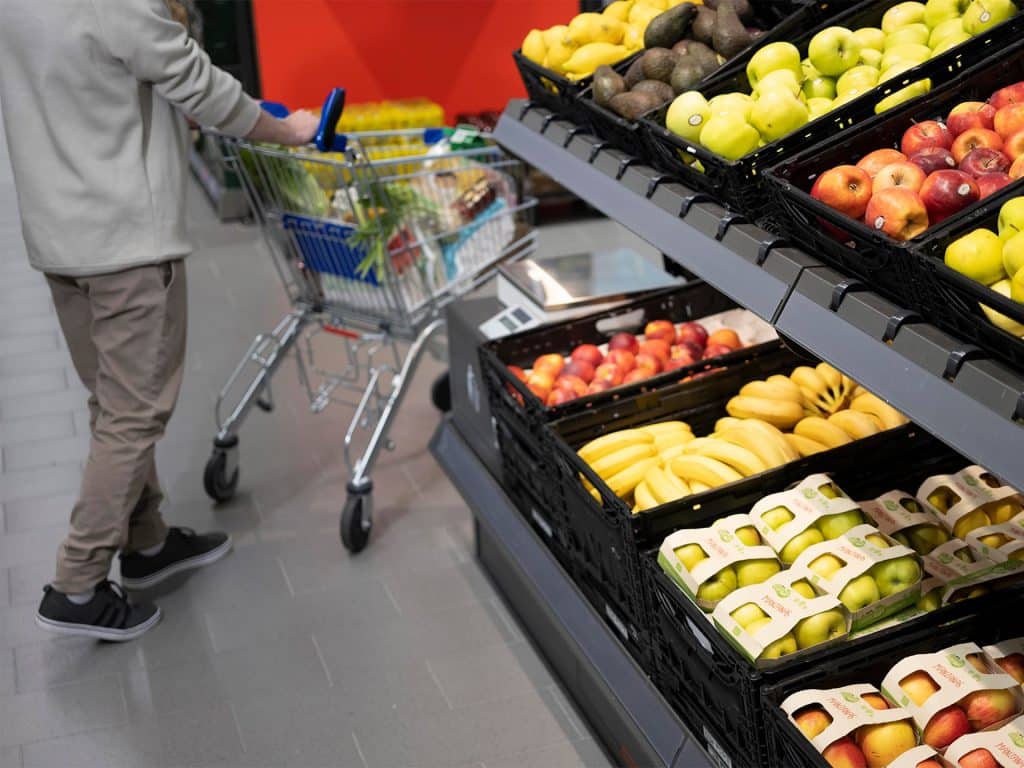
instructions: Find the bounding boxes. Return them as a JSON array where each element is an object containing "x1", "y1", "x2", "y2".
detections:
[
  {"x1": 203, "y1": 449, "x2": 239, "y2": 504},
  {"x1": 431, "y1": 371, "x2": 451, "y2": 412},
  {"x1": 341, "y1": 492, "x2": 372, "y2": 553}
]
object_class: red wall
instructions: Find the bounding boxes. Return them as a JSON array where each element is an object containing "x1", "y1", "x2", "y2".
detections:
[{"x1": 251, "y1": 0, "x2": 577, "y2": 119}]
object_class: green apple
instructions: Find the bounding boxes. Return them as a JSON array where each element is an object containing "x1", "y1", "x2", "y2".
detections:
[
  {"x1": 794, "y1": 609, "x2": 847, "y2": 649},
  {"x1": 945, "y1": 229, "x2": 1006, "y2": 285},
  {"x1": 736, "y1": 558, "x2": 782, "y2": 587},
  {"x1": 1003, "y1": 232, "x2": 1024, "y2": 280},
  {"x1": 893, "y1": 531, "x2": 913, "y2": 548},
  {"x1": 699, "y1": 114, "x2": 760, "y2": 160},
  {"x1": 731, "y1": 602, "x2": 767, "y2": 628},
  {"x1": 808, "y1": 553, "x2": 845, "y2": 579},
  {"x1": 747, "y1": 621, "x2": 798, "y2": 659},
  {"x1": 931, "y1": 30, "x2": 972, "y2": 52},
  {"x1": 875, "y1": 78, "x2": 931, "y2": 113},
  {"x1": 885, "y1": 23, "x2": 931, "y2": 48},
  {"x1": 928, "y1": 17, "x2": 965, "y2": 47},
  {"x1": 818, "y1": 510, "x2": 866, "y2": 539},
  {"x1": 839, "y1": 574, "x2": 881, "y2": 611},
  {"x1": 836, "y1": 66, "x2": 880, "y2": 98},
  {"x1": 802, "y1": 58, "x2": 823, "y2": 80},
  {"x1": 963, "y1": 0, "x2": 1017, "y2": 35},
  {"x1": 780, "y1": 528, "x2": 826, "y2": 565},
  {"x1": 880, "y1": 43, "x2": 933, "y2": 72},
  {"x1": 665, "y1": 92, "x2": 711, "y2": 144},
  {"x1": 808, "y1": 26, "x2": 864, "y2": 76},
  {"x1": 999, "y1": 197, "x2": 1024, "y2": 241},
  {"x1": 761, "y1": 505, "x2": 794, "y2": 531},
  {"x1": 750, "y1": 91, "x2": 809, "y2": 142},
  {"x1": 871, "y1": 556, "x2": 922, "y2": 597},
  {"x1": 924, "y1": 0, "x2": 971, "y2": 29},
  {"x1": 882, "y1": 2, "x2": 928, "y2": 33},
  {"x1": 859, "y1": 48, "x2": 884, "y2": 68},
  {"x1": 675, "y1": 543, "x2": 708, "y2": 572},
  {"x1": 753, "y1": 69, "x2": 802, "y2": 98},
  {"x1": 852, "y1": 27, "x2": 887, "y2": 52},
  {"x1": 803, "y1": 75, "x2": 837, "y2": 100},
  {"x1": 866, "y1": 533, "x2": 891, "y2": 549},
  {"x1": 908, "y1": 525, "x2": 950, "y2": 554},
  {"x1": 791, "y1": 579, "x2": 817, "y2": 599},
  {"x1": 746, "y1": 42, "x2": 802, "y2": 88},
  {"x1": 697, "y1": 566, "x2": 738, "y2": 602},
  {"x1": 735, "y1": 525, "x2": 761, "y2": 546},
  {"x1": 807, "y1": 97, "x2": 834, "y2": 120},
  {"x1": 707, "y1": 93, "x2": 753, "y2": 121},
  {"x1": 917, "y1": 588, "x2": 942, "y2": 612}
]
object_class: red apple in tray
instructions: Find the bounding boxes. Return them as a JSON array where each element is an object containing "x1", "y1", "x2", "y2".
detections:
[
  {"x1": 865, "y1": 187, "x2": 929, "y2": 241},
  {"x1": 607, "y1": 332, "x2": 639, "y2": 355},
  {"x1": 811, "y1": 165, "x2": 873, "y2": 220},
  {"x1": 920, "y1": 169, "x2": 980, "y2": 224},
  {"x1": 951, "y1": 128, "x2": 1004, "y2": 164},
  {"x1": 995, "y1": 103, "x2": 1024, "y2": 139},
  {"x1": 675, "y1": 321, "x2": 708, "y2": 349},
  {"x1": 570, "y1": 343, "x2": 604, "y2": 368},
  {"x1": 909, "y1": 147, "x2": 957, "y2": 175},
  {"x1": 947, "y1": 101, "x2": 997, "y2": 136},
  {"x1": 991, "y1": 82, "x2": 1024, "y2": 110},
  {"x1": 978, "y1": 172, "x2": 1013, "y2": 198},
  {"x1": 562, "y1": 359, "x2": 596, "y2": 383},
  {"x1": 857, "y1": 148, "x2": 907, "y2": 178},
  {"x1": 959, "y1": 147, "x2": 1011, "y2": 177},
  {"x1": 901, "y1": 120, "x2": 953, "y2": 155},
  {"x1": 874, "y1": 161, "x2": 927, "y2": 193},
  {"x1": 643, "y1": 320, "x2": 676, "y2": 344}
]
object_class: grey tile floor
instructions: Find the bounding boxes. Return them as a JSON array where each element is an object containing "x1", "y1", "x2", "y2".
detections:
[{"x1": 0, "y1": 120, "x2": 639, "y2": 767}]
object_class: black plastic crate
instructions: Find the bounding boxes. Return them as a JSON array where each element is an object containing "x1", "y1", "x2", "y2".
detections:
[
  {"x1": 760, "y1": 594, "x2": 1024, "y2": 768},
  {"x1": 513, "y1": 49, "x2": 629, "y2": 128},
  {"x1": 766, "y1": 37, "x2": 1024, "y2": 358},
  {"x1": 576, "y1": 0, "x2": 833, "y2": 157},
  {"x1": 640, "y1": 0, "x2": 1023, "y2": 216}
]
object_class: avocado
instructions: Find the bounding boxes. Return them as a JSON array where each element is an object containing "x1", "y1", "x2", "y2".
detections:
[
  {"x1": 593, "y1": 65, "x2": 626, "y2": 108},
  {"x1": 712, "y1": 2, "x2": 753, "y2": 59},
  {"x1": 608, "y1": 91, "x2": 662, "y2": 121},
  {"x1": 704, "y1": 0, "x2": 754, "y2": 23},
  {"x1": 685, "y1": 41, "x2": 721, "y2": 76},
  {"x1": 643, "y1": 3, "x2": 698, "y2": 51},
  {"x1": 669, "y1": 58, "x2": 706, "y2": 95},
  {"x1": 641, "y1": 47, "x2": 678, "y2": 84},
  {"x1": 632, "y1": 79, "x2": 675, "y2": 105},
  {"x1": 691, "y1": 6, "x2": 716, "y2": 45},
  {"x1": 623, "y1": 56, "x2": 646, "y2": 89}
]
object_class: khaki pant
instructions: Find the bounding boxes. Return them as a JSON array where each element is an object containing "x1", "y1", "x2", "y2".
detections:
[{"x1": 46, "y1": 260, "x2": 187, "y2": 594}]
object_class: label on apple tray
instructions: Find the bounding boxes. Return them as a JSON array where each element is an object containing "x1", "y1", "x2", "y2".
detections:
[{"x1": 943, "y1": 714, "x2": 1024, "y2": 767}]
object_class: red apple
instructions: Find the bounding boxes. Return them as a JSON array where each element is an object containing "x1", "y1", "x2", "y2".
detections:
[
  {"x1": 909, "y1": 147, "x2": 958, "y2": 175},
  {"x1": 1011, "y1": 154, "x2": 1024, "y2": 179},
  {"x1": 638, "y1": 339, "x2": 671, "y2": 365},
  {"x1": 978, "y1": 172, "x2": 1013, "y2": 198},
  {"x1": 822, "y1": 737, "x2": 868, "y2": 768},
  {"x1": 593, "y1": 363, "x2": 623, "y2": 387},
  {"x1": 555, "y1": 374, "x2": 588, "y2": 398},
  {"x1": 622, "y1": 368, "x2": 651, "y2": 384},
  {"x1": 948, "y1": 101, "x2": 998, "y2": 137},
  {"x1": 547, "y1": 387, "x2": 577, "y2": 406},
  {"x1": 995, "y1": 103, "x2": 1024, "y2": 139},
  {"x1": 706, "y1": 328, "x2": 742, "y2": 350},
  {"x1": 794, "y1": 706, "x2": 832, "y2": 739},
  {"x1": 605, "y1": 348, "x2": 635, "y2": 373},
  {"x1": 952, "y1": 128, "x2": 1004, "y2": 164},
  {"x1": 526, "y1": 371, "x2": 554, "y2": 401},
  {"x1": 990, "y1": 82, "x2": 1024, "y2": 111},
  {"x1": 960, "y1": 148, "x2": 1011, "y2": 177},
  {"x1": 668, "y1": 346, "x2": 697, "y2": 367},
  {"x1": 996, "y1": 652, "x2": 1024, "y2": 683},
  {"x1": 857, "y1": 148, "x2": 908, "y2": 178},
  {"x1": 861, "y1": 693, "x2": 889, "y2": 711},
  {"x1": 673, "y1": 340, "x2": 703, "y2": 360},
  {"x1": 703, "y1": 342, "x2": 735, "y2": 358},
  {"x1": 644, "y1": 320, "x2": 677, "y2": 344},
  {"x1": 664, "y1": 357, "x2": 695, "y2": 371},
  {"x1": 634, "y1": 352, "x2": 662, "y2": 373},
  {"x1": 902, "y1": 121, "x2": 954, "y2": 156},
  {"x1": 865, "y1": 188, "x2": 930, "y2": 240},
  {"x1": 533, "y1": 353, "x2": 565, "y2": 378},
  {"x1": 922, "y1": 705, "x2": 971, "y2": 749},
  {"x1": 917, "y1": 762, "x2": 945, "y2": 768},
  {"x1": 1003, "y1": 128, "x2": 1024, "y2": 160},
  {"x1": 587, "y1": 379, "x2": 612, "y2": 395},
  {"x1": 962, "y1": 688, "x2": 1020, "y2": 730},
  {"x1": 608, "y1": 332, "x2": 639, "y2": 355},
  {"x1": 959, "y1": 748, "x2": 999, "y2": 768},
  {"x1": 874, "y1": 161, "x2": 927, "y2": 193},
  {"x1": 571, "y1": 344, "x2": 604, "y2": 368},
  {"x1": 675, "y1": 321, "x2": 708, "y2": 348},
  {"x1": 563, "y1": 359, "x2": 596, "y2": 383},
  {"x1": 920, "y1": 170, "x2": 980, "y2": 224},
  {"x1": 507, "y1": 365, "x2": 528, "y2": 383},
  {"x1": 811, "y1": 165, "x2": 874, "y2": 219}
]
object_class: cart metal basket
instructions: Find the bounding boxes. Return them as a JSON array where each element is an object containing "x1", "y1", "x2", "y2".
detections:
[{"x1": 203, "y1": 91, "x2": 536, "y2": 551}]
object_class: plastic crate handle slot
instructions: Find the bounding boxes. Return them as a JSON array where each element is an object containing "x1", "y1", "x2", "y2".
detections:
[{"x1": 315, "y1": 88, "x2": 348, "y2": 153}]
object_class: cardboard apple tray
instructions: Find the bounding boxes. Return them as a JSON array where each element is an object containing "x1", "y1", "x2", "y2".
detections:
[
  {"x1": 944, "y1": 714, "x2": 1024, "y2": 767},
  {"x1": 922, "y1": 539, "x2": 1024, "y2": 606},
  {"x1": 881, "y1": 643, "x2": 1024, "y2": 743},
  {"x1": 966, "y1": 522, "x2": 1024, "y2": 563},
  {"x1": 780, "y1": 684, "x2": 918, "y2": 765},
  {"x1": 918, "y1": 466, "x2": 1024, "y2": 541},
  {"x1": 789, "y1": 523, "x2": 924, "y2": 631},
  {"x1": 861, "y1": 490, "x2": 951, "y2": 555},
  {"x1": 984, "y1": 638, "x2": 1024, "y2": 687},
  {"x1": 657, "y1": 513, "x2": 781, "y2": 613}
]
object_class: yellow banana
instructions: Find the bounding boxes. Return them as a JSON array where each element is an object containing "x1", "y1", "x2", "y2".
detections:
[
  {"x1": 671, "y1": 455, "x2": 744, "y2": 489},
  {"x1": 816, "y1": 363, "x2": 845, "y2": 402},
  {"x1": 851, "y1": 385, "x2": 869, "y2": 400},
  {"x1": 828, "y1": 410, "x2": 881, "y2": 441},
  {"x1": 738, "y1": 419, "x2": 801, "y2": 462},
  {"x1": 715, "y1": 417, "x2": 746, "y2": 433},
  {"x1": 578, "y1": 429, "x2": 653, "y2": 464},
  {"x1": 589, "y1": 443, "x2": 657, "y2": 480},
  {"x1": 849, "y1": 392, "x2": 909, "y2": 431},
  {"x1": 739, "y1": 379, "x2": 804, "y2": 403},
  {"x1": 784, "y1": 433, "x2": 829, "y2": 457},
  {"x1": 717, "y1": 425, "x2": 788, "y2": 469},
  {"x1": 659, "y1": 444, "x2": 689, "y2": 465},
  {"x1": 645, "y1": 465, "x2": 690, "y2": 505},
  {"x1": 790, "y1": 366, "x2": 835, "y2": 411},
  {"x1": 654, "y1": 431, "x2": 695, "y2": 454},
  {"x1": 794, "y1": 416, "x2": 853, "y2": 449},
  {"x1": 607, "y1": 457, "x2": 661, "y2": 498},
  {"x1": 634, "y1": 481, "x2": 659, "y2": 512},
  {"x1": 641, "y1": 420, "x2": 694, "y2": 438},
  {"x1": 726, "y1": 395, "x2": 804, "y2": 429},
  {"x1": 687, "y1": 437, "x2": 767, "y2": 477},
  {"x1": 689, "y1": 480, "x2": 712, "y2": 494}
]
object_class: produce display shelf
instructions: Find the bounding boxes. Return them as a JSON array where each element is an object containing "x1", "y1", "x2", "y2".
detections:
[
  {"x1": 429, "y1": 418, "x2": 715, "y2": 768},
  {"x1": 495, "y1": 99, "x2": 1024, "y2": 489}
]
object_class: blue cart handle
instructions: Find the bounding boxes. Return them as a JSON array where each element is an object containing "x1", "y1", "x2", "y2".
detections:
[{"x1": 315, "y1": 88, "x2": 348, "y2": 153}]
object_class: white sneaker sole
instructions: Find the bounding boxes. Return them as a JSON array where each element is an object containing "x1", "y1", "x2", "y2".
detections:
[
  {"x1": 35, "y1": 607, "x2": 162, "y2": 642},
  {"x1": 121, "y1": 536, "x2": 233, "y2": 590}
]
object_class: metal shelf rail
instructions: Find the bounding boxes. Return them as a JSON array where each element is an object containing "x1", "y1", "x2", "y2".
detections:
[{"x1": 495, "y1": 100, "x2": 1024, "y2": 487}]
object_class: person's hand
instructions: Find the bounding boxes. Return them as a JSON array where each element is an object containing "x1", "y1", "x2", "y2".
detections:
[{"x1": 282, "y1": 110, "x2": 320, "y2": 146}]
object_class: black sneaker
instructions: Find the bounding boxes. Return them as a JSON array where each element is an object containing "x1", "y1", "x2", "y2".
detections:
[
  {"x1": 120, "y1": 527, "x2": 232, "y2": 590},
  {"x1": 36, "y1": 581, "x2": 161, "y2": 641}
]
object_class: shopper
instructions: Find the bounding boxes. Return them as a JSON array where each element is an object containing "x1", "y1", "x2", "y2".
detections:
[{"x1": 0, "y1": 0, "x2": 320, "y2": 641}]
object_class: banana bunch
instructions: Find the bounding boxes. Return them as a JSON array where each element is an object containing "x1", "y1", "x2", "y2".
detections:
[
  {"x1": 578, "y1": 421, "x2": 694, "y2": 504},
  {"x1": 725, "y1": 364, "x2": 858, "y2": 429},
  {"x1": 789, "y1": 392, "x2": 909, "y2": 455}
]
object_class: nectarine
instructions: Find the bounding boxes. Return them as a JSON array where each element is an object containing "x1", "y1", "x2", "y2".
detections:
[
  {"x1": 608, "y1": 332, "x2": 639, "y2": 355},
  {"x1": 644, "y1": 320, "x2": 677, "y2": 344},
  {"x1": 638, "y1": 339, "x2": 671, "y2": 365},
  {"x1": 605, "y1": 349, "x2": 636, "y2": 373},
  {"x1": 706, "y1": 328, "x2": 742, "y2": 350},
  {"x1": 533, "y1": 353, "x2": 564, "y2": 378},
  {"x1": 675, "y1": 321, "x2": 708, "y2": 348},
  {"x1": 571, "y1": 344, "x2": 604, "y2": 368}
]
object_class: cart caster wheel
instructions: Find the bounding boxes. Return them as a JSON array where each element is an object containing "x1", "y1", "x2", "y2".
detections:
[
  {"x1": 431, "y1": 371, "x2": 451, "y2": 412},
  {"x1": 203, "y1": 448, "x2": 239, "y2": 504},
  {"x1": 341, "y1": 491, "x2": 372, "y2": 553}
]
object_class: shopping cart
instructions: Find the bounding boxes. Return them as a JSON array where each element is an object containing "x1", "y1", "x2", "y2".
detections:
[{"x1": 203, "y1": 89, "x2": 537, "y2": 552}]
